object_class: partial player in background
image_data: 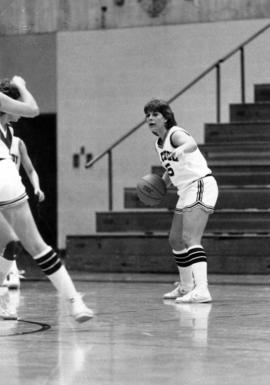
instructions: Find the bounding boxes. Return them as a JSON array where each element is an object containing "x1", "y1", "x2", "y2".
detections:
[
  {"x1": 0, "y1": 76, "x2": 93, "y2": 322},
  {"x1": 2, "y1": 135, "x2": 45, "y2": 289},
  {"x1": 144, "y1": 99, "x2": 219, "y2": 303}
]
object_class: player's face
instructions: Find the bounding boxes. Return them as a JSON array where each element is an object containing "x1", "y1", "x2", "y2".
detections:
[
  {"x1": 145, "y1": 111, "x2": 167, "y2": 136},
  {"x1": 6, "y1": 113, "x2": 20, "y2": 123}
]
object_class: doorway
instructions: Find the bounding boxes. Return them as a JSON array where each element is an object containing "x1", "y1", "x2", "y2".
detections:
[{"x1": 14, "y1": 114, "x2": 57, "y2": 248}]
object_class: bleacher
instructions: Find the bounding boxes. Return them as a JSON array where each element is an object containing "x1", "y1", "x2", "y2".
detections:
[{"x1": 66, "y1": 83, "x2": 270, "y2": 275}]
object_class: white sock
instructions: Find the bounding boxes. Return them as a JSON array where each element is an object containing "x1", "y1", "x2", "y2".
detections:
[
  {"x1": 34, "y1": 247, "x2": 79, "y2": 300},
  {"x1": 192, "y1": 262, "x2": 208, "y2": 288},
  {"x1": 187, "y1": 245, "x2": 208, "y2": 289},
  {"x1": 172, "y1": 249, "x2": 194, "y2": 291},
  {"x1": 48, "y1": 265, "x2": 79, "y2": 300}
]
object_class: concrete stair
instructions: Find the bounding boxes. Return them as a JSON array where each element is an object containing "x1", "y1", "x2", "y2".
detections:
[
  {"x1": 205, "y1": 123, "x2": 270, "y2": 143},
  {"x1": 66, "y1": 233, "x2": 270, "y2": 274},
  {"x1": 124, "y1": 186, "x2": 270, "y2": 210},
  {"x1": 96, "y1": 209, "x2": 270, "y2": 233},
  {"x1": 255, "y1": 84, "x2": 270, "y2": 102},
  {"x1": 230, "y1": 103, "x2": 270, "y2": 122}
]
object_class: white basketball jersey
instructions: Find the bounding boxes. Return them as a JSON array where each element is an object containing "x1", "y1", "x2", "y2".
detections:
[
  {"x1": 0, "y1": 123, "x2": 14, "y2": 159},
  {"x1": 9, "y1": 136, "x2": 21, "y2": 170},
  {"x1": 155, "y1": 126, "x2": 212, "y2": 190}
]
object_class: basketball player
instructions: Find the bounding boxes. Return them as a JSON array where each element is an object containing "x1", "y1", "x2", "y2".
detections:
[
  {"x1": 2, "y1": 135, "x2": 45, "y2": 289},
  {"x1": 144, "y1": 99, "x2": 218, "y2": 303},
  {"x1": 0, "y1": 76, "x2": 93, "y2": 322}
]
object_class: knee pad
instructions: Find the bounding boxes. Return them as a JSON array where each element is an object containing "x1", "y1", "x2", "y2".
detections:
[{"x1": 2, "y1": 241, "x2": 22, "y2": 261}]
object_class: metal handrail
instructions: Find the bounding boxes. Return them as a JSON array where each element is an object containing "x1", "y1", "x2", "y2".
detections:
[{"x1": 85, "y1": 22, "x2": 270, "y2": 210}]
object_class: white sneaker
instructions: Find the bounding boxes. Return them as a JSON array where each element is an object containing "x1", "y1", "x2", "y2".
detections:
[
  {"x1": 2, "y1": 263, "x2": 22, "y2": 290},
  {"x1": 163, "y1": 283, "x2": 192, "y2": 299},
  {"x1": 175, "y1": 286, "x2": 212, "y2": 303},
  {"x1": 3, "y1": 272, "x2": 20, "y2": 290},
  {"x1": 69, "y1": 295, "x2": 94, "y2": 323},
  {"x1": 0, "y1": 287, "x2": 18, "y2": 320}
]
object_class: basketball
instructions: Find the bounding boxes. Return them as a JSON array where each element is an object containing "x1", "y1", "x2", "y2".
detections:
[{"x1": 136, "y1": 173, "x2": 167, "y2": 207}]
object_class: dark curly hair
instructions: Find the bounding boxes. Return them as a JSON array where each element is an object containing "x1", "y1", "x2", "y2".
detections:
[
  {"x1": 0, "y1": 79, "x2": 21, "y2": 116},
  {"x1": 144, "y1": 99, "x2": 177, "y2": 130},
  {"x1": 0, "y1": 79, "x2": 21, "y2": 100}
]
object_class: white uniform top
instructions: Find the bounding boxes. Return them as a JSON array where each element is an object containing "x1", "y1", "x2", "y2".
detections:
[
  {"x1": 9, "y1": 136, "x2": 21, "y2": 170},
  {"x1": 0, "y1": 123, "x2": 13, "y2": 159},
  {"x1": 0, "y1": 124, "x2": 28, "y2": 208},
  {"x1": 155, "y1": 126, "x2": 212, "y2": 191}
]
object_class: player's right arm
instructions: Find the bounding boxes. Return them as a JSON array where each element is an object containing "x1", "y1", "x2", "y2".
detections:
[{"x1": 0, "y1": 76, "x2": 39, "y2": 117}]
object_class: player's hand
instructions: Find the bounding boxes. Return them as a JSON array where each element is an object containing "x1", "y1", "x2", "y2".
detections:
[
  {"x1": 11, "y1": 76, "x2": 26, "y2": 88},
  {"x1": 168, "y1": 148, "x2": 184, "y2": 161},
  {"x1": 35, "y1": 189, "x2": 45, "y2": 202}
]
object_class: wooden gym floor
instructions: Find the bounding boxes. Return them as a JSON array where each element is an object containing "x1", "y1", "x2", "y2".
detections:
[{"x1": 1, "y1": 273, "x2": 270, "y2": 385}]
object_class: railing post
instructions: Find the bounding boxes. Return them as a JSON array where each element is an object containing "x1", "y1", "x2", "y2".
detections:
[
  {"x1": 240, "y1": 46, "x2": 245, "y2": 103},
  {"x1": 108, "y1": 150, "x2": 113, "y2": 211},
  {"x1": 216, "y1": 63, "x2": 221, "y2": 123}
]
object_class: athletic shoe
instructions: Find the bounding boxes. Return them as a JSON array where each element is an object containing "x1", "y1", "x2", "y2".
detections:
[
  {"x1": 0, "y1": 287, "x2": 18, "y2": 320},
  {"x1": 163, "y1": 283, "x2": 192, "y2": 299},
  {"x1": 3, "y1": 271, "x2": 20, "y2": 290},
  {"x1": 69, "y1": 295, "x2": 94, "y2": 323},
  {"x1": 175, "y1": 286, "x2": 212, "y2": 303},
  {"x1": 2, "y1": 263, "x2": 23, "y2": 290}
]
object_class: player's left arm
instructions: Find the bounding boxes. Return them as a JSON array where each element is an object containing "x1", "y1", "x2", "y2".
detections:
[
  {"x1": 162, "y1": 170, "x2": 172, "y2": 188},
  {"x1": 170, "y1": 130, "x2": 197, "y2": 160},
  {"x1": 19, "y1": 139, "x2": 45, "y2": 202}
]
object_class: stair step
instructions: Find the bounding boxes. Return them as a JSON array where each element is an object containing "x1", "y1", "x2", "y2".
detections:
[
  {"x1": 212, "y1": 165, "x2": 270, "y2": 173},
  {"x1": 96, "y1": 209, "x2": 270, "y2": 233},
  {"x1": 124, "y1": 186, "x2": 270, "y2": 210},
  {"x1": 204, "y1": 152, "x2": 270, "y2": 161},
  {"x1": 208, "y1": 159, "x2": 270, "y2": 166},
  {"x1": 230, "y1": 103, "x2": 270, "y2": 122},
  {"x1": 151, "y1": 166, "x2": 270, "y2": 184},
  {"x1": 200, "y1": 143, "x2": 270, "y2": 160},
  {"x1": 205, "y1": 122, "x2": 270, "y2": 143},
  {"x1": 214, "y1": 172, "x2": 270, "y2": 185},
  {"x1": 202, "y1": 149, "x2": 270, "y2": 161},
  {"x1": 66, "y1": 233, "x2": 270, "y2": 274},
  {"x1": 255, "y1": 84, "x2": 270, "y2": 102},
  {"x1": 201, "y1": 142, "x2": 270, "y2": 152}
]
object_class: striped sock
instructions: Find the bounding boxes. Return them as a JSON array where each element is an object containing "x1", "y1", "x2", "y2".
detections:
[
  {"x1": 34, "y1": 247, "x2": 78, "y2": 299},
  {"x1": 34, "y1": 247, "x2": 62, "y2": 275},
  {"x1": 172, "y1": 249, "x2": 194, "y2": 291}
]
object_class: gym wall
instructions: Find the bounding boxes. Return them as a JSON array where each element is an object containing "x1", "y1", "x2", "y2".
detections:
[{"x1": 57, "y1": 18, "x2": 270, "y2": 248}]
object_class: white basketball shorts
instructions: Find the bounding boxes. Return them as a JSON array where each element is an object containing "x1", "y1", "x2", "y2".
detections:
[
  {"x1": 0, "y1": 159, "x2": 28, "y2": 209},
  {"x1": 175, "y1": 175, "x2": 218, "y2": 214}
]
